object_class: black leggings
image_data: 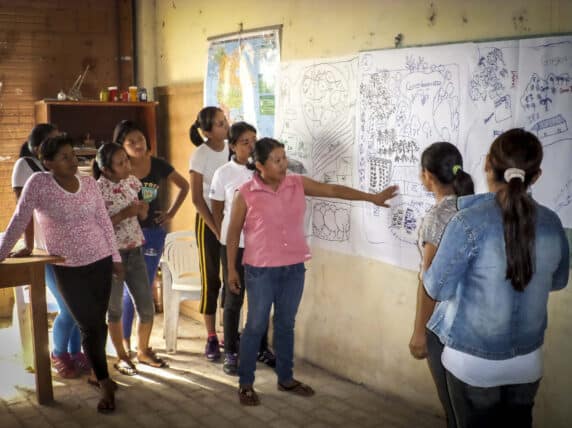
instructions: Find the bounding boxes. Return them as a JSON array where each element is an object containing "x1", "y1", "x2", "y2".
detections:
[
  {"x1": 220, "y1": 245, "x2": 269, "y2": 354},
  {"x1": 426, "y1": 329, "x2": 457, "y2": 428},
  {"x1": 195, "y1": 213, "x2": 222, "y2": 315},
  {"x1": 53, "y1": 256, "x2": 113, "y2": 380}
]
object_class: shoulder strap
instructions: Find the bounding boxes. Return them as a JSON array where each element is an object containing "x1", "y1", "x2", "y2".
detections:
[{"x1": 24, "y1": 157, "x2": 42, "y2": 172}]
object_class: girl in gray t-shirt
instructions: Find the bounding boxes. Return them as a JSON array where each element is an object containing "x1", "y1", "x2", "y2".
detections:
[{"x1": 410, "y1": 142, "x2": 474, "y2": 428}]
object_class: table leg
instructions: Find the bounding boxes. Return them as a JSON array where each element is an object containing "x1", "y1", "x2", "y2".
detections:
[{"x1": 28, "y1": 265, "x2": 53, "y2": 404}]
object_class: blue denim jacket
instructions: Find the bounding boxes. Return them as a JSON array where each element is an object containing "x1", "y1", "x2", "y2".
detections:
[{"x1": 424, "y1": 193, "x2": 569, "y2": 360}]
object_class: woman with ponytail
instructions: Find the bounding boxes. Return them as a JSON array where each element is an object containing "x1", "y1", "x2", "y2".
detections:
[
  {"x1": 209, "y1": 122, "x2": 275, "y2": 375},
  {"x1": 189, "y1": 107, "x2": 229, "y2": 360},
  {"x1": 424, "y1": 129, "x2": 569, "y2": 427},
  {"x1": 409, "y1": 142, "x2": 474, "y2": 428}
]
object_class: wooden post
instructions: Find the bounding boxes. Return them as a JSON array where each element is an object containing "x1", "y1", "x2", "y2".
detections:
[{"x1": 28, "y1": 264, "x2": 53, "y2": 404}]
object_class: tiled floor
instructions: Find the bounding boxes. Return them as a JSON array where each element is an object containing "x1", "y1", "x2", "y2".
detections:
[{"x1": 0, "y1": 314, "x2": 444, "y2": 427}]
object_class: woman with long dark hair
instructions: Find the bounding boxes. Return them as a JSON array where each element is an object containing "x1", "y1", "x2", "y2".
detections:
[
  {"x1": 424, "y1": 129, "x2": 569, "y2": 427},
  {"x1": 189, "y1": 107, "x2": 229, "y2": 360}
]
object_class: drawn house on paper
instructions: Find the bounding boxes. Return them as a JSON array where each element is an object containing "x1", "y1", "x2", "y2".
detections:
[{"x1": 531, "y1": 114, "x2": 568, "y2": 138}]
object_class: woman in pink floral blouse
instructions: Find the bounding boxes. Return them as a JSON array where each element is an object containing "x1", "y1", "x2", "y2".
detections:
[{"x1": 0, "y1": 135, "x2": 121, "y2": 413}]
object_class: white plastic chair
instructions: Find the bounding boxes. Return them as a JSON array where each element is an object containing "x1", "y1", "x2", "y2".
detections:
[{"x1": 161, "y1": 230, "x2": 202, "y2": 353}]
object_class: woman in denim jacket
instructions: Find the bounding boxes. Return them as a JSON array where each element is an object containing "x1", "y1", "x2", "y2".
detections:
[{"x1": 424, "y1": 128, "x2": 569, "y2": 428}]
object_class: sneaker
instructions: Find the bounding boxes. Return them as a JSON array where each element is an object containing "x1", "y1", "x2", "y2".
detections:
[
  {"x1": 70, "y1": 352, "x2": 92, "y2": 374},
  {"x1": 223, "y1": 352, "x2": 238, "y2": 375},
  {"x1": 51, "y1": 352, "x2": 80, "y2": 379},
  {"x1": 205, "y1": 336, "x2": 221, "y2": 361},
  {"x1": 257, "y1": 349, "x2": 276, "y2": 368}
]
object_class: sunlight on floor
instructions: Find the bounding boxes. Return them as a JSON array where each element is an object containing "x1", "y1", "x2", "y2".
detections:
[
  {"x1": 0, "y1": 318, "x2": 35, "y2": 400},
  {"x1": 0, "y1": 304, "x2": 232, "y2": 398}
]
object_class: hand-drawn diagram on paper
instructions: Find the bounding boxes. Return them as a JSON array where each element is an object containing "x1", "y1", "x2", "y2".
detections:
[
  {"x1": 356, "y1": 45, "x2": 470, "y2": 268},
  {"x1": 271, "y1": 36, "x2": 571, "y2": 271},
  {"x1": 275, "y1": 57, "x2": 358, "y2": 247},
  {"x1": 465, "y1": 41, "x2": 519, "y2": 193},
  {"x1": 464, "y1": 37, "x2": 572, "y2": 227},
  {"x1": 517, "y1": 37, "x2": 572, "y2": 227}
]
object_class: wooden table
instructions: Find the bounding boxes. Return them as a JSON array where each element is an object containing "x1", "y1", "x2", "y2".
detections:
[{"x1": 0, "y1": 255, "x2": 64, "y2": 405}]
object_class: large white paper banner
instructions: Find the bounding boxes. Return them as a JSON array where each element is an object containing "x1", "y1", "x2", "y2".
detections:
[{"x1": 274, "y1": 36, "x2": 572, "y2": 271}]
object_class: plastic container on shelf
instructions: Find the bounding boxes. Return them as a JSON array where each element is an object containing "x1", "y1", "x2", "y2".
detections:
[
  {"x1": 137, "y1": 88, "x2": 148, "y2": 102},
  {"x1": 108, "y1": 86, "x2": 118, "y2": 102},
  {"x1": 99, "y1": 88, "x2": 109, "y2": 102},
  {"x1": 128, "y1": 86, "x2": 138, "y2": 102}
]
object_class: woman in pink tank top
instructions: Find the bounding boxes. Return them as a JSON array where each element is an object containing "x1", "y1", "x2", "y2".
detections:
[{"x1": 226, "y1": 138, "x2": 398, "y2": 406}]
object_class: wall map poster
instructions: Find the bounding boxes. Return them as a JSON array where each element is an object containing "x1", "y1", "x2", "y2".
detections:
[{"x1": 205, "y1": 28, "x2": 280, "y2": 138}]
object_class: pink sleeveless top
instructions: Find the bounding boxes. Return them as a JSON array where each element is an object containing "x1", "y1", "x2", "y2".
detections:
[{"x1": 239, "y1": 174, "x2": 311, "y2": 267}]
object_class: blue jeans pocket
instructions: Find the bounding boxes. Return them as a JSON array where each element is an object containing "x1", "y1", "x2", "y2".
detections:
[{"x1": 245, "y1": 265, "x2": 267, "y2": 282}]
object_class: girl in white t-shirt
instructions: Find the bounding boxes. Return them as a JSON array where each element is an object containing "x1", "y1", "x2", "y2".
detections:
[
  {"x1": 210, "y1": 122, "x2": 275, "y2": 376},
  {"x1": 189, "y1": 106, "x2": 229, "y2": 360}
]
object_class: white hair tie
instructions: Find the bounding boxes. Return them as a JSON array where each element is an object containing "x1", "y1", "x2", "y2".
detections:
[{"x1": 504, "y1": 168, "x2": 525, "y2": 183}]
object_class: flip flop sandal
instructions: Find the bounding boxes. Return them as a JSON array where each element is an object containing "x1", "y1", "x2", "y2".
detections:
[
  {"x1": 277, "y1": 379, "x2": 315, "y2": 397},
  {"x1": 97, "y1": 397, "x2": 115, "y2": 414},
  {"x1": 114, "y1": 359, "x2": 138, "y2": 376},
  {"x1": 137, "y1": 348, "x2": 168, "y2": 368},
  {"x1": 238, "y1": 385, "x2": 260, "y2": 406}
]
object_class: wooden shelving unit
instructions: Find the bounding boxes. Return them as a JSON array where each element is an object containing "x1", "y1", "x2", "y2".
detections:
[{"x1": 34, "y1": 100, "x2": 159, "y2": 153}]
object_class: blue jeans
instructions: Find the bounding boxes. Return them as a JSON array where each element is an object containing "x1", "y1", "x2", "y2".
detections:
[
  {"x1": 445, "y1": 370, "x2": 540, "y2": 428},
  {"x1": 45, "y1": 264, "x2": 81, "y2": 356},
  {"x1": 122, "y1": 227, "x2": 166, "y2": 340},
  {"x1": 238, "y1": 263, "x2": 305, "y2": 385}
]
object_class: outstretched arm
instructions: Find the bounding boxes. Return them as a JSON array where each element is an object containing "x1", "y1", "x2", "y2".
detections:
[{"x1": 301, "y1": 176, "x2": 398, "y2": 207}]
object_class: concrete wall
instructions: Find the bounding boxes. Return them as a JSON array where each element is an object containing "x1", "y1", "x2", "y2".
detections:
[{"x1": 135, "y1": 1, "x2": 572, "y2": 426}]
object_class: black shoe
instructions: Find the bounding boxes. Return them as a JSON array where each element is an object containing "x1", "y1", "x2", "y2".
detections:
[
  {"x1": 257, "y1": 349, "x2": 276, "y2": 367},
  {"x1": 223, "y1": 353, "x2": 238, "y2": 375}
]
